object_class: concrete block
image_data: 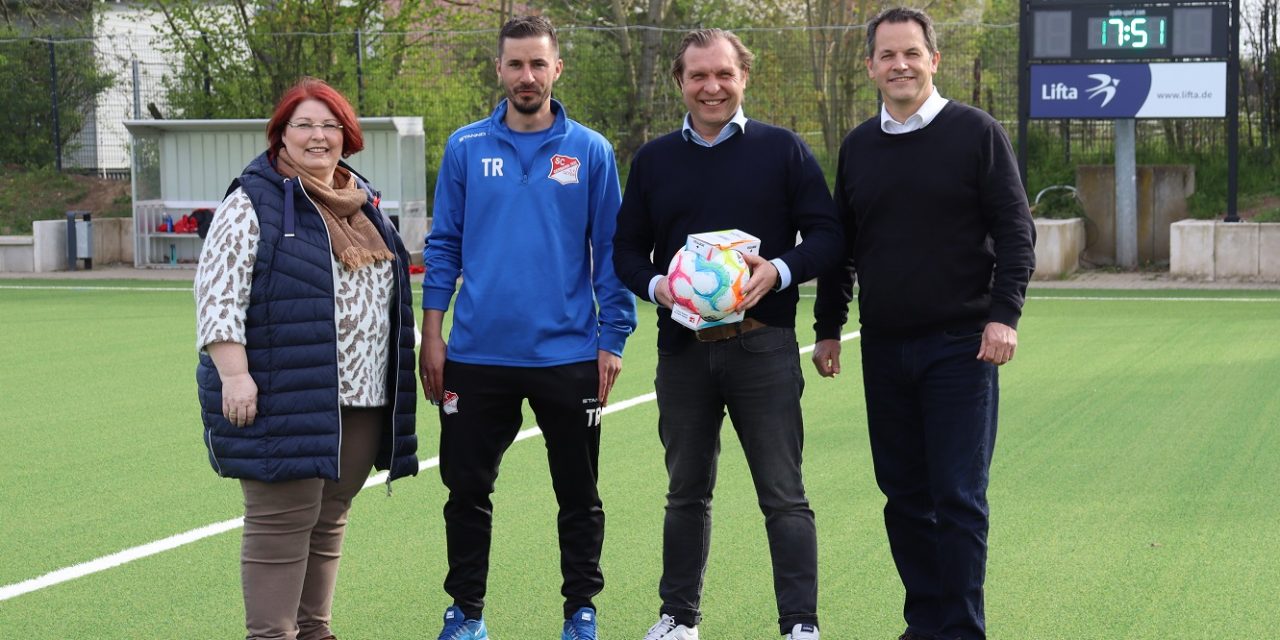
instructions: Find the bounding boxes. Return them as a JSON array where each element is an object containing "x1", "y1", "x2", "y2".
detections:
[
  {"x1": 92, "y1": 217, "x2": 134, "y2": 265},
  {"x1": 1214, "y1": 222, "x2": 1260, "y2": 278},
  {"x1": 1077, "y1": 167, "x2": 1116, "y2": 266},
  {"x1": 1170, "y1": 220, "x2": 1216, "y2": 279},
  {"x1": 1033, "y1": 218, "x2": 1085, "y2": 280},
  {"x1": 1149, "y1": 165, "x2": 1194, "y2": 263},
  {"x1": 1259, "y1": 224, "x2": 1280, "y2": 281},
  {"x1": 0, "y1": 236, "x2": 35, "y2": 272},
  {"x1": 32, "y1": 220, "x2": 68, "y2": 272},
  {"x1": 1077, "y1": 164, "x2": 1194, "y2": 266},
  {"x1": 29, "y1": 218, "x2": 135, "y2": 271}
]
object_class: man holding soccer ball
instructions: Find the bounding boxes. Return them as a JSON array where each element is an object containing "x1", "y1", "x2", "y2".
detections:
[
  {"x1": 421, "y1": 15, "x2": 637, "y2": 640},
  {"x1": 613, "y1": 28, "x2": 843, "y2": 640}
]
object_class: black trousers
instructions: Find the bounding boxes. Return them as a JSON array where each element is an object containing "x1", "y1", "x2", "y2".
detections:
[
  {"x1": 655, "y1": 327, "x2": 818, "y2": 634},
  {"x1": 861, "y1": 329, "x2": 999, "y2": 640},
  {"x1": 438, "y1": 359, "x2": 603, "y2": 620}
]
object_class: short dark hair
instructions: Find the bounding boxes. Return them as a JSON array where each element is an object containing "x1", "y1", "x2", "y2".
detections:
[
  {"x1": 865, "y1": 7, "x2": 938, "y2": 59},
  {"x1": 498, "y1": 15, "x2": 558, "y2": 58},
  {"x1": 670, "y1": 28, "x2": 755, "y2": 85}
]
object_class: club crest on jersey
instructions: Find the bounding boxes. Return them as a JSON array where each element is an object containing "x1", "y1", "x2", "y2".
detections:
[
  {"x1": 548, "y1": 154, "x2": 581, "y2": 185},
  {"x1": 442, "y1": 391, "x2": 459, "y2": 415}
]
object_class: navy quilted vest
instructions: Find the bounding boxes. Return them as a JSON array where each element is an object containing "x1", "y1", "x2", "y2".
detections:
[{"x1": 196, "y1": 152, "x2": 418, "y2": 484}]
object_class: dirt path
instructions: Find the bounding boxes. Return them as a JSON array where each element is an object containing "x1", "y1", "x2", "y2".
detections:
[{"x1": 1032, "y1": 270, "x2": 1280, "y2": 290}]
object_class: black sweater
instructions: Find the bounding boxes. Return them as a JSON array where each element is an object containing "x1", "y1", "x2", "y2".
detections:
[
  {"x1": 613, "y1": 120, "x2": 844, "y2": 350},
  {"x1": 814, "y1": 101, "x2": 1036, "y2": 339}
]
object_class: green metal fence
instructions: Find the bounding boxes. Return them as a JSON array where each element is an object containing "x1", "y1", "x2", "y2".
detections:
[{"x1": 1, "y1": 24, "x2": 1275, "y2": 180}]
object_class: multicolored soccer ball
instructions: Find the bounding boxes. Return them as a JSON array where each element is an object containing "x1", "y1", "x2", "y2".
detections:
[{"x1": 666, "y1": 247, "x2": 751, "y2": 321}]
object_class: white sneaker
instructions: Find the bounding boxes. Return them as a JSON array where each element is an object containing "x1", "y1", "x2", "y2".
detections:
[
  {"x1": 643, "y1": 614, "x2": 699, "y2": 640},
  {"x1": 785, "y1": 623, "x2": 819, "y2": 640}
]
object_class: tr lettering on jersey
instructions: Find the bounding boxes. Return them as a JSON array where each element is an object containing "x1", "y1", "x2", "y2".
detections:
[{"x1": 481, "y1": 157, "x2": 504, "y2": 177}]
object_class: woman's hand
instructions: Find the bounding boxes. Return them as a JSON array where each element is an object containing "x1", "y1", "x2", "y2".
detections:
[
  {"x1": 220, "y1": 372, "x2": 259, "y2": 427},
  {"x1": 206, "y1": 342, "x2": 258, "y2": 428}
]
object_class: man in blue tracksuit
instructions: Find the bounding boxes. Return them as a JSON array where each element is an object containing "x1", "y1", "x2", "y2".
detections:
[{"x1": 420, "y1": 15, "x2": 637, "y2": 640}]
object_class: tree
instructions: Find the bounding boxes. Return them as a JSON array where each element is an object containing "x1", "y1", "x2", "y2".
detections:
[
  {"x1": 546, "y1": 0, "x2": 680, "y2": 162},
  {"x1": 143, "y1": 0, "x2": 510, "y2": 194},
  {"x1": 146, "y1": 0, "x2": 442, "y2": 118},
  {"x1": 0, "y1": 1, "x2": 114, "y2": 168},
  {"x1": 1243, "y1": 0, "x2": 1278, "y2": 148},
  {"x1": 802, "y1": 0, "x2": 866, "y2": 160}
]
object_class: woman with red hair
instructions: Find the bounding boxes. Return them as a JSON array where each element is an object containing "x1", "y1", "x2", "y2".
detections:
[{"x1": 194, "y1": 77, "x2": 419, "y2": 640}]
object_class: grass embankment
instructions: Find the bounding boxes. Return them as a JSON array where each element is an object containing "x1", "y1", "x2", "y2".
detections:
[{"x1": 0, "y1": 165, "x2": 131, "y2": 234}]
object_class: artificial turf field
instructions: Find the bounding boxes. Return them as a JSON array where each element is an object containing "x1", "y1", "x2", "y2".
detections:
[{"x1": 1, "y1": 280, "x2": 1278, "y2": 639}]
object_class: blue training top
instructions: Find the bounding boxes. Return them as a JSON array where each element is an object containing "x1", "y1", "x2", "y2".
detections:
[{"x1": 423, "y1": 99, "x2": 637, "y2": 366}]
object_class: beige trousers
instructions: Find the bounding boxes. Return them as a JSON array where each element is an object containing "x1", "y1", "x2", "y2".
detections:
[{"x1": 239, "y1": 407, "x2": 382, "y2": 640}]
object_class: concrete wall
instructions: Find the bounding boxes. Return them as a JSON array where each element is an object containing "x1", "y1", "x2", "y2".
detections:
[
  {"x1": 1033, "y1": 218, "x2": 1085, "y2": 279},
  {"x1": 1170, "y1": 220, "x2": 1215, "y2": 278},
  {"x1": 0, "y1": 236, "x2": 35, "y2": 272},
  {"x1": 1262, "y1": 225, "x2": 1280, "y2": 280},
  {"x1": 29, "y1": 217, "x2": 134, "y2": 272},
  {"x1": 1170, "y1": 220, "x2": 1280, "y2": 281},
  {"x1": 94, "y1": 218, "x2": 134, "y2": 265},
  {"x1": 1077, "y1": 165, "x2": 1195, "y2": 266}
]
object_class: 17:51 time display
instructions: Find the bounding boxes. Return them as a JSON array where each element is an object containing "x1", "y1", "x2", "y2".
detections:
[{"x1": 1087, "y1": 15, "x2": 1169, "y2": 49}]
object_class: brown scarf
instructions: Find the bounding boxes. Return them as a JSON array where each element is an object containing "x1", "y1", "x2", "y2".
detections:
[{"x1": 275, "y1": 147, "x2": 395, "y2": 270}]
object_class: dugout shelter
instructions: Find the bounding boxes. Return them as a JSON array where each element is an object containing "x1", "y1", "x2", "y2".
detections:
[{"x1": 123, "y1": 118, "x2": 426, "y2": 268}]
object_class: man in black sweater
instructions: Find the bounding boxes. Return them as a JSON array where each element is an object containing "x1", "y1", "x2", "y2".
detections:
[
  {"x1": 614, "y1": 28, "x2": 842, "y2": 640},
  {"x1": 812, "y1": 8, "x2": 1035, "y2": 640}
]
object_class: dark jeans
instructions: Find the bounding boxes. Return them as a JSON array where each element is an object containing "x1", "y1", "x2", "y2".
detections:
[
  {"x1": 655, "y1": 326, "x2": 818, "y2": 634},
  {"x1": 860, "y1": 328, "x2": 999, "y2": 640},
  {"x1": 438, "y1": 359, "x2": 603, "y2": 620}
]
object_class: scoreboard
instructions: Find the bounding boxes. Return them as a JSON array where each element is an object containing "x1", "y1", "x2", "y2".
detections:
[
  {"x1": 1017, "y1": 0, "x2": 1241, "y2": 220},
  {"x1": 1029, "y1": 0, "x2": 1230, "y2": 61}
]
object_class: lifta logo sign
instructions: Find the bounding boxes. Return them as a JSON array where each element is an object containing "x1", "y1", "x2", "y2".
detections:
[
  {"x1": 1085, "y1": 74, "x2": 1119, "y2": 107},
  {"x1": 1042, "y1": 74, "x2": 1117, "y2": 106},
  {"x1": 1031, "y1": 63, "x2": 1225, "y2": 119}
]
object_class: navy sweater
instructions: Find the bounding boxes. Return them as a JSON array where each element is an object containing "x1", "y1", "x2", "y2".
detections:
[
  {"x1": 814, "y1": 102, "x2": 1036, "y2": 339},
  {"x1": 613, "y1": 120, "x2": 844, "y2": 350}
]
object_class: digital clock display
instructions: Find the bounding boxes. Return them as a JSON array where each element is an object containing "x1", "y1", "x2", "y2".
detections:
[
  {"x1": 1027, "y1": 2, "x2": 1228, "y2": 61},
  {"x1": 1087, "y1": 15, "x2": 1169, "y2": 49}
]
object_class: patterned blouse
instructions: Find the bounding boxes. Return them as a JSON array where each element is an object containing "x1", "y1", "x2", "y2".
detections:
[{"x1": 194, "y1": 188, "x2": 395, "y2": 407}]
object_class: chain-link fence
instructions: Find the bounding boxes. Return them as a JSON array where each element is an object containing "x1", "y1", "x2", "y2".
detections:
[{"x1": 2, "y1": 24, "x2": 1276, "y2": 184}]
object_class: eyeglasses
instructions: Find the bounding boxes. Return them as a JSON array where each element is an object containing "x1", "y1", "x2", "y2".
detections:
[{"x1": 287, "y1": 121, "x2": 343, "y2": 133}]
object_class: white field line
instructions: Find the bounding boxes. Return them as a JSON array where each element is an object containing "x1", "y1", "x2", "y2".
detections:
[
  {"x1": 5, "y1": 285, "x2": 1278, "y2": 303},
  {"x1": 796, "y1": 292, "x2": 1280, "y2": 302},
  {"x1": 0, "y1": 285, "x2": 193, "y2": 292},
  {"x1": 0, "y1": 330, "x2": 860, "y2": 602},
  {"x1": 1024, "y1": 295, "x2": 1280, "y2": 302}
]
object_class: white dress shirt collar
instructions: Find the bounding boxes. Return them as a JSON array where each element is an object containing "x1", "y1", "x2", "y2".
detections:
[
  {"x1": 682, "y1": 107, "x2": 749, "y2": 147},
  {"x1": 880, "y1": 87, "x2": 949, "y2": 135}
]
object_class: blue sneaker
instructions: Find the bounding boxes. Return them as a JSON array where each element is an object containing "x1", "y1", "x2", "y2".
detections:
[
  {"x1": 438, "y1": 605, "x2": 489, "y2": 640},
  {"x1": 562, "y1": 606, "x2": 597, "y2": 640}
]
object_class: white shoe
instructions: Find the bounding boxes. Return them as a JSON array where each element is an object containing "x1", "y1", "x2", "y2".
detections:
[
  {"x1": 643, "y1": 614, "x2": 699, "y2": 640},
  {"x1": 785, "y1": 623, "x2": 819, "y2": 640}
]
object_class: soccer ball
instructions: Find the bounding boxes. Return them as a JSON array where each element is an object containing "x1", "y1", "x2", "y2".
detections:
[{"x1": 666, "y1": 247, "x2": 751, "y2": 321}]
